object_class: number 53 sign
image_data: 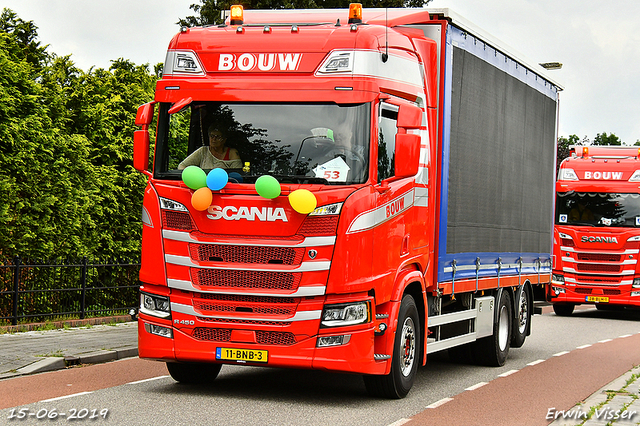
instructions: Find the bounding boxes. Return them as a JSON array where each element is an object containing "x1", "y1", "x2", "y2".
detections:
[{"x1": 313, "y1": 157, "x2": 350, "y2": 182}]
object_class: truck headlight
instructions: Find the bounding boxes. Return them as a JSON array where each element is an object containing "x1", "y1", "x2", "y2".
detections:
[
  {"x1": 552, "y1": 273, "x2": 565, "y2": 284},
  {"x1": 321, "y1": 301, "x2": 370, "y2": 327},
  {"x1": 140, "y1": 292, "x2": 171, "y2": 319},
  {"x1": 633, "y1": 278, "x2": 640, "y2": 289}
]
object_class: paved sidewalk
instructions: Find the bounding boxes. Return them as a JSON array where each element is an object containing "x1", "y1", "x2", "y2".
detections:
[
  {"x1": 549, "y1": 365, "x2": 640, "y2": 426},
  {"x1": 0, "y1": 322, "x2": 138, "y2": 380}
]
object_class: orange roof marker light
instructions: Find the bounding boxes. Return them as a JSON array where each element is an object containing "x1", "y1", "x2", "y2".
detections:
[
  {"x1": 230, "y1": 5, "x2": 244, "y2": 25},
  {"x1": 348, "y1": 3, "x2": 363, "y2": 24},
  {"x1": 582, "y1": 147, "x2": 589, "y2": 158}
]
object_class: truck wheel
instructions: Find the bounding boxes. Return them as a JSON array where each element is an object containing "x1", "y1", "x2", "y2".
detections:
[
  {"x1": 511, "y1": 285, "x2": 531, "y2": 348},
  {"x1": 473, "y1": 290, "x2": 512, "y2": 367},
  {"x1": 552, "y1": 303, "x2": 574, "y2": 316},
  {"x1": 363, "y1": 294, "x2": 420, "y2": 399},
  {"x1": 166, "y1": 362, "x2": 222, "y2": 384}
]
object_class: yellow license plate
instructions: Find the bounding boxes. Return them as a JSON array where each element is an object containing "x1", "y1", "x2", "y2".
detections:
[
  {"x1": 586, "y1": 296, "x2": 609, "y2": 303},
  {"x1": 216, "y1": 347, "x2": 268, "y2": 363}
]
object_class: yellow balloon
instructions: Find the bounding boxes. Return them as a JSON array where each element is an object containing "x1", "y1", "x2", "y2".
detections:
[
  {"x1": 191, "y1": 187, "x2": 213, "y2": 211},
  {"x1": 288, "y1": 189, "x2": 317, "y2": 214}
]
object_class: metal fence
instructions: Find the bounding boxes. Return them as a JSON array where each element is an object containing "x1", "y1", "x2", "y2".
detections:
[{"x1": 0, "y1": 256, "x2": 140, "y2": 326}]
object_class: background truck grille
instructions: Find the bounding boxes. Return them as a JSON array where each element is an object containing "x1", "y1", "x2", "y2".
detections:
[
  {"x1": 576, "y1": 253, "x2": 621, "y2": 262},
  {"x1": 189, "y1": 244, "x2": 304, "y2": 265},
  {"x1": 192, "y1": 269, "x2": 301, "y2": 290},
  {"x1": 576, "y1": 264, "x2": 621, "y2": 273}
]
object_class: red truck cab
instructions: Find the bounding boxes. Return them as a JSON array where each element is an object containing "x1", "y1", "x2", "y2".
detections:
[{"x1": 550, "y1": 145, "x2": 640, "y2": 315}]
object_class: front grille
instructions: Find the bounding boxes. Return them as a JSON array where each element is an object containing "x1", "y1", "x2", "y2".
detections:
[
  {"x1": 298, "y1": 216, "x2": 339, "y2": 236},
  {"x1": 162, "y1": 210, "x2": 194, "y2": 231},
  {"x1": 190, "y1": 244, "x2": 304, "y2": 265},
  {"x1": 575, "y1": 288, "x2": 592, "y2": 294},
  {"x1": 576, "y1": 264, "x2": 621, "y2": 273},
  {"x1": 191, "y1": 327, "x2": 295, "y2": 345},
  {"x1": 577, "y1": 253, "x2": 621, "y2": 262},
  {"x1": 575, "y1": 275, "x2": 620, "y2": 284},
  {"x1": 603, "y1": 289, "x2": 621, "y2": 295},
  {"x1": 193, "y1": 300, "x2": 297, "y2": 316},
  {"x1": 192, "y1": 328, "x2": 231, "y2": 341},
  {"x1": 197, "y1": 317, "x2": 292, "y2": 326},
  {"x1": 192, "y1": 269, "x2": 301, "y2": 291},
  {"x1": 256, "y1": 331, "x2": 296, "y2": 345}
]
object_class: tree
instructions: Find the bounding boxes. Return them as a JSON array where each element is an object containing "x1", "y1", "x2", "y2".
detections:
[
  {"x1": 179, "y1": 0, "x2": 431, "y2": 27},
  {"x1": 592, "y1": 132, "x2": 622, "y2": 146},
  {"x1": 0, "y1": 9, "x2": 157, "y2": 260},
  {"x1": 556, "y1": 134, "x2": 580, "y2": 172}
]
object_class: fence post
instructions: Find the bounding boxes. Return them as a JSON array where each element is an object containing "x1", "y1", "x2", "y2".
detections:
[
  {"x1": 12, "y1": 255, "x2": 21, "y2": 326},
  {"x1": 80, "y1": 256, "x2": 88, "y2": 320}
]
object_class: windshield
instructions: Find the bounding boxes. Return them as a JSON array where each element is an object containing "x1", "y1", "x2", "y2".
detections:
[
  {"x1": 556, "y1": 192, "x2": 640, "y2": 227},
  {"x1": 154, "y1": 102, "x2": 370, "y2": 185}
]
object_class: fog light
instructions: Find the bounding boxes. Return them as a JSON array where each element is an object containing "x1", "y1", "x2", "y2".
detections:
[
  {"x1": 317, "y1": 335, "x2": 351, "y2": 347},
  {"x1": 552, "y1": 286, "x2": 565, "y2": 295},
  {"x1": 144, "y1": 323, "x2": 173, "y2": 338}
]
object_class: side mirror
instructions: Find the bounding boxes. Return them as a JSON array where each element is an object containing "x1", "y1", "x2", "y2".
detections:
[
  {"x1": 135, "y1": 102, "x2": 155, "y2": 126},
  {"x1": 397, "y1": 103, "x2": 422, "y2": 129},
  {"x1": 394, "y1": 133, "x2": 420, "y2": 178},
  {"x1": 133, "y1": 130, "x2": 150, "y2": 173}
]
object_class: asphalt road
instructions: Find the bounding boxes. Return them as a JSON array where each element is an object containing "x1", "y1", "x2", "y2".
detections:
[{"x1": 1, "y1": 307, "x2": 639, "y2": 426}]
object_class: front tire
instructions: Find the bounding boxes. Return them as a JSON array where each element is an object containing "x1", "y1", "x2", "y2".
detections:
[
  {"x1": 553, "y1": 303, "x2": 574, "y2": 316},
  {"x1": 166, "y1": 362, "x2": 222, "y2": 384},
  {"x1": 364, "y1": 294, "x2": 421, "y2": 399}
]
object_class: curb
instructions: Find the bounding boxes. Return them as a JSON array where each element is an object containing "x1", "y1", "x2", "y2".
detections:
[{"x1": 3, "y1": 346, "x2": 139, "y2": 379}]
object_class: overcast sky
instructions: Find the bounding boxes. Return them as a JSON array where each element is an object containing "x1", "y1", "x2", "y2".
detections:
[{"x1": 5, "y1": 0, "x2": 640, "y2": 144}]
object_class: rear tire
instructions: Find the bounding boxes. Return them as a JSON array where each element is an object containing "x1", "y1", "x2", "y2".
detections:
[
  {"x1": 473, "y1": 290, "x2": 512, "y2": 367},
  {"x1": 511, "y1": 285, "x2": 531, "y2": 348},
  {"x1": 166, "y1": 362, "x2": 222, "y2": 384},
  {"x1": 553, "y1": 303, "x2": 574, "y2": 316},
  {"x1": 364, "y1": 294, "x2": 421, "y2": 399}
]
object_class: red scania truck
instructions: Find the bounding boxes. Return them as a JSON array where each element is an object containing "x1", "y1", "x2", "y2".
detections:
[
  {"x1": 133, "y1": 5, "x2": 560, "y2": 398},
  {"x1": 550, "y1": 145, "x2": 640, "y2": 315}
]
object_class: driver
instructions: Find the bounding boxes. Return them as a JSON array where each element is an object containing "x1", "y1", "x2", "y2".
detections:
[{"x1": 179, "y1": 124, "x2": 242, "y2": 170}]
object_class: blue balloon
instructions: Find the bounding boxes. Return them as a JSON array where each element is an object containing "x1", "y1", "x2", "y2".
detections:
[
  {"x1": 228, "y1": 172, "x2": 243, "y2": 183},
  {"x1": 206, "y1": 168, "x2": 229, "y2": 191}
]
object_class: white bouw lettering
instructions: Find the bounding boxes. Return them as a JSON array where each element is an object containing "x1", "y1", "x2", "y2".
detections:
[
  {"x1": 206, "y1": 205, "x2": 288, "y2": 222},
  {"x1": 238, "y1": 53, "x2": 256, "y2": 71},
  {"x1": 583, "y1": 171, "x2": 624, "y2": 180},
  {"x1": 216, "y1": 53, "x2": 302, "y2": 72},
  {"x1": 218, "y1": 54, "x2": 235, "y2": 71},
  {"x1": 258, "y1": 53, "x2": 275, "y2": 71},
  {"x1": 278, "y1": 53, "x2": 301, "y2": 70}
]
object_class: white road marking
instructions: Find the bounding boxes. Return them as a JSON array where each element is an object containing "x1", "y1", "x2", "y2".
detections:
[
  {"x1": 40, "y1": 391, "x2": 93, "y2": 403},
  {"x1": 127, "y1": 375, "x2": 170, "y2": 385},
  {"x1": 426, "y1": 397, "x2": 454, "y2": 409}
]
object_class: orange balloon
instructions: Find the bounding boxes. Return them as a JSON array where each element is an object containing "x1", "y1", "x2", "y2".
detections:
[{"x1": 191, "y1": 187, "x2": 213, "y2": 211}]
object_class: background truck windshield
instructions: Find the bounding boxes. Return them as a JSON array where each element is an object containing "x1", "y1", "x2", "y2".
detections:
[
  {"x1": 155, "y1": 102, "x2": 370, "y2": 185},
  {"x1": 556, "y1": 192, "x2": 640, "y2": 227}
]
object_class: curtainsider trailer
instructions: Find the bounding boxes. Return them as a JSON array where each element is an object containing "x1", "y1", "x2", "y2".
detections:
[{"x1": 133, "y1": 4, "x2": 560, "y2": 398}]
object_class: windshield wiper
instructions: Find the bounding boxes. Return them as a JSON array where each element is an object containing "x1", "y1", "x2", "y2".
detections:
[{"x1": 269, "y1": 174, "x2": 329, "y2": 184}]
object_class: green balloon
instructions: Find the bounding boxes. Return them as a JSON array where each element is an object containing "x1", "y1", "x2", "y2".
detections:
[
  {"x1": 182, "y1": 166, "x2": 207, "y2": 190},
  {"x1": 255, "y1": 175, "x2": 281, "y2": 199}
]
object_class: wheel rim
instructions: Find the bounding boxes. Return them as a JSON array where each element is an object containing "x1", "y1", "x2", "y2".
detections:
[
  {"x1": 399, "y1": 317, "x2": 416, "y2": 377},
  {"x1": 498, "y1": 305, "x2": 509, "y2": 351},
  {"x1": 517, "y1": 290, "x2": 528, "y2": 334}
]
